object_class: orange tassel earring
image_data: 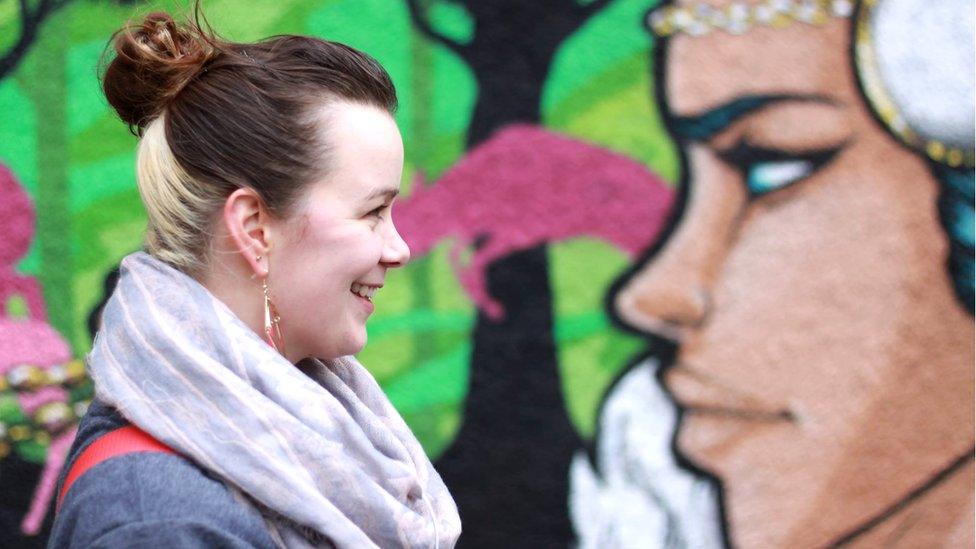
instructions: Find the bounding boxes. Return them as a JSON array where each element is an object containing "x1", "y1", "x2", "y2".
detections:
[
  {"x1": 263, "y1": 277, "x2": 285, "y2": 354},
  {"x1": 257, "y1": 255, "x2": 285, "y2": 355}
]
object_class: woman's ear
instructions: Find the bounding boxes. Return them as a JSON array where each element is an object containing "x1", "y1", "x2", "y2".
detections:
[{"x1": 223, "y1": 188, "x2": 272, "y2": 278}]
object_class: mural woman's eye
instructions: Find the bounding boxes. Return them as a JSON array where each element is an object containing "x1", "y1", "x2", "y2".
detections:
[
  {"x1": 718, "y1": 142, "x2": 843, "y2": 198},
  {"x1": 745, "y1": 159, "x2": 815, "y2": 196}
]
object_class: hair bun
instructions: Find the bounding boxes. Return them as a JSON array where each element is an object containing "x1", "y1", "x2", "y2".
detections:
[{"x1": 102, "y1": 12, "x2": 216, "y2": 133}]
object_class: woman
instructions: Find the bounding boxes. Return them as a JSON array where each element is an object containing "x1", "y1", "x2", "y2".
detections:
[{"x1": 48, "y1": 10, "x2": 461, "y2": 548}]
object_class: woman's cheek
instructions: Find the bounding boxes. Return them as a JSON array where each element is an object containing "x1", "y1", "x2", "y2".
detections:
[{"x1": 362, "y1": 225, "x2": 388, "y2": 257}]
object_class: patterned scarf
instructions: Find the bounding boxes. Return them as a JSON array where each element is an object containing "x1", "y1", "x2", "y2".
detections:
[{"x1": 87, "y1": 252, "x2": 461, "y2": 548}]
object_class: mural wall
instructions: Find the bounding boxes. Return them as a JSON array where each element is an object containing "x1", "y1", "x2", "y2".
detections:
[
  {"x1": 574, "y1": 0, "x2": 975, "y2": 547},
  {"x1": 0, "y1": 0, "x2": 971, "y2": 547}
]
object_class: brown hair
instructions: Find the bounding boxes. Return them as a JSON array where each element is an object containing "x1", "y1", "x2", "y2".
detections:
[{"x1": 102, "y1": 9, "x2": 397, "y2": 274}]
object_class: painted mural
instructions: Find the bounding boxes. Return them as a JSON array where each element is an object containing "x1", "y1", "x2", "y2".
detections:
[
  {"x1": 0, "y1": 0, "x2": 971, "y2": 548},
  {"x1": 573, "y1": 0, "x2": 975, "y2": 547}
]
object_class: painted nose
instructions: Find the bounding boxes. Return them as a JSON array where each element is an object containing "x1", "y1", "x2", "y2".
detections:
[
  {"x1": 614, "y1": 255, "x2": 711, "y2": 341},
  {"x1": 613, "y1": 144, "x2": 746, "y2": 341}
]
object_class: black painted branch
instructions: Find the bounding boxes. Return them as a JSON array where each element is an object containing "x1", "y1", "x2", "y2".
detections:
[
  {"x1": 0, "y1": 0, "x2": 72, "y2": 81},
  {"x1": 404, "y1": 0, "x2": 469, "y2": 56},
  {"x1": 577, "y1": 0, "x2": 615, "y2": 20}
]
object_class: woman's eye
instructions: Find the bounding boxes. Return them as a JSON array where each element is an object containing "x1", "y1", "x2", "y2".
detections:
[
  {"x1": 718, "y1": 142, "x2": 843, "y2": 198},
  {"x1": 744, "y1": 159, "x2": 814, "y2": 196}
]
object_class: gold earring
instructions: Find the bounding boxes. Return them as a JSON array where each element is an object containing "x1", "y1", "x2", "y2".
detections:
[
  {"x1": 262, "y1": 275, "x2": 285, "y2": 355},
  {"x1": 250, "y1": 256, "x2": 263, "y2": 280}
]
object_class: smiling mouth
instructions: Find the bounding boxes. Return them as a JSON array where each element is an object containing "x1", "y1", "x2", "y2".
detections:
[{"x1": 350, "y1": 282, "x2": 380, "y2": 302}]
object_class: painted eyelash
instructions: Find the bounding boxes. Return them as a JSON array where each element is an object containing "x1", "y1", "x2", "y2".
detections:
[{"x1": 717, "y1": 141, "x2": 843, "y2": 197}]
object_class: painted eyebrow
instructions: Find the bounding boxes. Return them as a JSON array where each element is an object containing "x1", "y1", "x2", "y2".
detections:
[
  {"x1": 670, "y1": 94, "x2": 837, "y2": 142},
  {"x1": 363, "y1": 188, "x2": 399, "y2": 202}
]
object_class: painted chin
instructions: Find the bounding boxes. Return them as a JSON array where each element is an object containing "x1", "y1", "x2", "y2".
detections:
[{"x1": 677, "y1": 412, "x2": 792, "y2": 475}]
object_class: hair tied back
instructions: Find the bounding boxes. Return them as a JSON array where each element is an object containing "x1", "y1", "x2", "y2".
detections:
[{"x1": 102, "y1": 11, "x2": 219, "y2": 135}]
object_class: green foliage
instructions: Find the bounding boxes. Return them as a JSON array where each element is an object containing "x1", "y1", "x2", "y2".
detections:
[
  {"x1": 545, "y1": 0, "x2": 677, "y2": 182},
  {"x1": 544, "y1": 0, "x2": 658, "y2": 112},
  {"x1": 0, "y1": 0, "x2": 19, "y2": 65},
  {"x1": 70, "y1": 188, "x2": 146, "y2": 350},
  {"x1": 5, "y1": 294, "x2": 29, "y2": 318},
  {"x1": 0, "y1": 79, "x2": 38, "y2": 193},
  {"x1": 550, "y1": 238, "x2": 644, "y2": 437},
  {"x1": 15, "y1": 438, "x2": 47, "y2": 463},
  {"x1": 0, "y1": 393, "x2": 26, "y2": 424},
  {"x1": 0, "y1": 78, "x2": 40, "y2": 275},
  {"x1": 427, "y1": 0, "x2": 474, "y2": 45},
  {"x1": 70, "y1": 113, "x2": 138, "y2": 163}
]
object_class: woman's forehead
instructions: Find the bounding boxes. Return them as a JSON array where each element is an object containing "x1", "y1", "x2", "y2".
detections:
[{"x1": 313, "y1": 104, "x2": 403, "y2": 194}]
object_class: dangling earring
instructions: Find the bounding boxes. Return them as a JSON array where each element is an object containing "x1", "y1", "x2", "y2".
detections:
[{"x1": 260, "y1": 260, "x2": 285, "y2": 355}]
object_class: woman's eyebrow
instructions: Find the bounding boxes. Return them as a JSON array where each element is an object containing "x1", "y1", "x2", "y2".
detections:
[
  {"x1": 670, "y1": 93, "x2": 838, "y2": 142},
  {"x1": 363, "y1": 188, "x2": 399, "y2": 202}
]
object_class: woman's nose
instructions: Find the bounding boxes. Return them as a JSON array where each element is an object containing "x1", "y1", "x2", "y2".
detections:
[
  {"x1": 382, "y1": 220, "x2": 411, "y2": 267},
  {"x1": 613, "y1": 144, "x2": 746, "y2": 341}
]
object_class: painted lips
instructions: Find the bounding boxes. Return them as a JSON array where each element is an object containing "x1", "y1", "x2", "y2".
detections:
[
  {"x1": 664, "y1": 362, "x2": 796, "y2": 464},
  {"x1": 664, "y1": 363, "x2": 795, "y2": 422}
]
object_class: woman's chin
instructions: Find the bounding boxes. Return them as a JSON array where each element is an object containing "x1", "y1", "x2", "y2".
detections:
[{"x1": 333, "y1": 332, "x2": 368, "y2": 358}]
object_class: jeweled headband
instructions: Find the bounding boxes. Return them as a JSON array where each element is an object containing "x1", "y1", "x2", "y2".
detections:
[
  {"x1": 646, "y1": 0, "x2": 975, "y2": 168},
  {"x1": 647, "y1": 0, "x2": 855, "y2": 37}
]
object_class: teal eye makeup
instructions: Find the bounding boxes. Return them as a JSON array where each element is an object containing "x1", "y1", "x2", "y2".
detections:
[
  {"x1": 718, "y1": 142, "x2": 843, "y2": 198},
  {"x1": 746, "y1": 159, "x2": 815, "y2": 195}
]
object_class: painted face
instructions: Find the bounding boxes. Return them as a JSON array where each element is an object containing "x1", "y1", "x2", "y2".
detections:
[
  {"x1": 268, "y1": 102, "x2": 410, "y2": 363},
  {"x1": 613, "y1": 6, "x2": 974, "y2": 548}
]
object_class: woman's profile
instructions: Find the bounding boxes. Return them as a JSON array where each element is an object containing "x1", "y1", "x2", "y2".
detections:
[{"x1": 48, "y1": 7, "x2": 461, "y2": 548}]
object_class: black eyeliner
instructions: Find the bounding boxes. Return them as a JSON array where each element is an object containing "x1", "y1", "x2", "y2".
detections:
[
  {"x1": 715, "y1": 139, "x2": 846, "y2": 198},
  {"x1": 716, "y1": 139, "x2": 843, "y2": 168}
]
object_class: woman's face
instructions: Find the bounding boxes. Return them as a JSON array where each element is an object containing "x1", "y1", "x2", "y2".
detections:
[
  {"x1": 269, "y1": 102, "x2": 409, "y2": 363},
  {"x1": 613, "y1": 9, "x2": 974, "y2": 548}
]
